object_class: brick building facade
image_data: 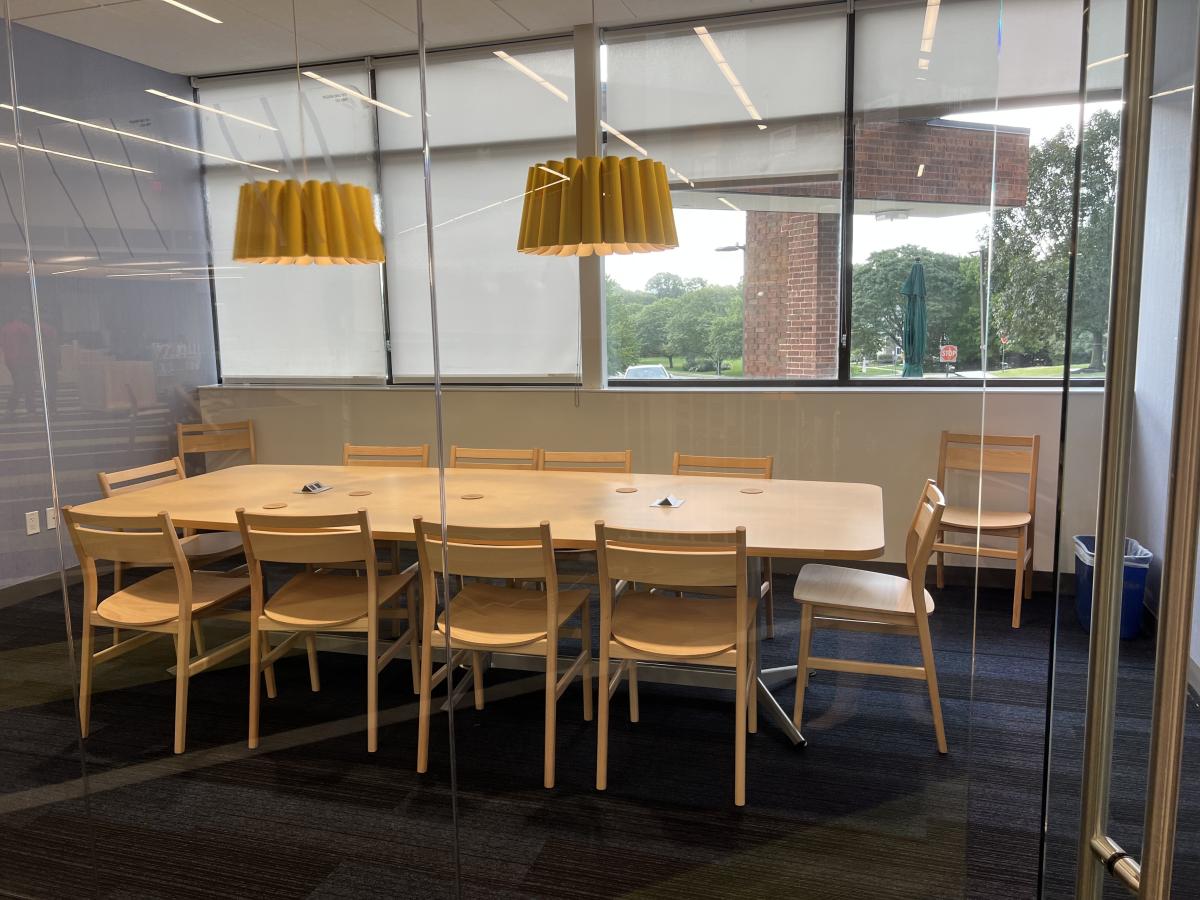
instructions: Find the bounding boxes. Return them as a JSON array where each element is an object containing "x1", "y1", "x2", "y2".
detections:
[{"x1": 741, "y1": 121, "x2": 1030, "y2": 378}]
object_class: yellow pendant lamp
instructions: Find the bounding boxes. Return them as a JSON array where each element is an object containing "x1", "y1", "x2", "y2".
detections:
[
  {"x1": 231, "y1": 0, "x2": 383, "y2": 266},
  {"x1": 517, "y1": 156, "x2": 678, "y2": 257},
  {"x1": 233, "y1": 178, "x2": 384, "y2": 265}
]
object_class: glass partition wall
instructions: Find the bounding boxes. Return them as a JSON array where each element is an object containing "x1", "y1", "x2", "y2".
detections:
[{"x1": 6, "y1": 0, "x2": 1199, "y2": 897}]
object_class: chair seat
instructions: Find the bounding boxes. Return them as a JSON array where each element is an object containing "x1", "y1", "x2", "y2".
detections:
[
  {"x1": 96, "y1": 570, "x2": 250, "y2": 627},
  {"x1": 611, "y1": 591, "x2": 748, "y2": 659},
  {"x1": 940, "y1": 505, "x2": 1031, "y2": 530},
  {"x1": 181, "y1": 530, "x2": 243, "y2": 561},
  {"x1": 792, "y1": 565, "x2": 933, "y2": 616},
  {"x1": 265, "y1": 571, "x2": 414, "y2": 628},
  {"x1": 437, "y1": 583, "x2": 587, "y2": 648}
]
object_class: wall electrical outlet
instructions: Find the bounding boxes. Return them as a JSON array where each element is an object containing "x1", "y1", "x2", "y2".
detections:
[
  {"x1": 45, "y1": 507, "x2": 57, "y2": 530},
  {"x1": 25, "y1": 510, "x2": 40, "y2": 535}
]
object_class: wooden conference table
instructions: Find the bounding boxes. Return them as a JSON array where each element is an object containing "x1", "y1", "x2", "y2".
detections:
[{"x1": 75, "y1": 464, "x2": 886, "y2": 745}]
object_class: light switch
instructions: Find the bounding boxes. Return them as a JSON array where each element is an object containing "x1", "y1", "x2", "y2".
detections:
[{"x1": 25, "y1": 511, "x2": 40, "y2": 535}]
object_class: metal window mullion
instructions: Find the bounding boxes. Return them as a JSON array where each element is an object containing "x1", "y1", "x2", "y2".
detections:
[{"x1": 837, "y1": 7, "x2": 856, "y2": 385}]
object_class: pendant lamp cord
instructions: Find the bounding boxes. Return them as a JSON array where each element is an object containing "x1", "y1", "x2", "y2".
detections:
[{"x1": 292, "y1": 0, "x2": 307, "y2": 179}]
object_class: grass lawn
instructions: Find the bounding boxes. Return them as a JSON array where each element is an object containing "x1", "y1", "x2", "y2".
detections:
[{"x1": 633, "y1": 356, "x2": 745, "y2": 378}]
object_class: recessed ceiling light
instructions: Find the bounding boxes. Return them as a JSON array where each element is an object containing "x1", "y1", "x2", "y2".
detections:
[
  {"x1": 302, "y1": 71, "x2": 412, "y2": 118},
  {"x1": 145, "y1": 89, "x2": 276, "y2": 131},
  {"x1": 493, "y1": 51, "x2": 569, "y2": 102},
  {"x1": 1, "y1": 103, "x2": 277, "y2": 173},
  {"x1": 694, "y1": 26, "x2": 766, "y2": 129},
  {"x1": 159, "y1": 0, "x2": 222, "y2": 25},
  {"x1": 0, "y1": 139, "x2": 152, "y2": 174}
]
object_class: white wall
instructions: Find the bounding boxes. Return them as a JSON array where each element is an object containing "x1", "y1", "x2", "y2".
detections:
[{"x1": 200, "y1": 384, "x2": 1103, "y2": 573}]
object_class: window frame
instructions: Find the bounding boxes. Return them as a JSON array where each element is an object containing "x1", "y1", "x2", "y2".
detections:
[{"x1": 193, "y1": 3, "x2": 1106, "y2": 391}]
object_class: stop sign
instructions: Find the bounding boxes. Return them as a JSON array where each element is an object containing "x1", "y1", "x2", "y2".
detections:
[{"x1": 940, "y1": 345, "x2": 958, "y2": 363}]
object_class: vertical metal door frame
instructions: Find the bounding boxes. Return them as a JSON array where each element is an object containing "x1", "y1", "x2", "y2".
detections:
[
  {"x1": 1075, "y1": 0, "x2": 1157, "y2": 894},
  {"x1": 1076, "y1": 0, "x2": 1200, "y2": 896}
]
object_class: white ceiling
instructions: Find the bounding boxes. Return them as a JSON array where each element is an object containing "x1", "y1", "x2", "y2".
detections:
[{"x1": 13, "y1": 0, "x2": 793, "y2": 76}]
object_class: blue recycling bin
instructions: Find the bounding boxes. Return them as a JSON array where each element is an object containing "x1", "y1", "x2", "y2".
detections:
[{"x1": 1074, "y1": 536, "x2": 1153, "y2": 639}]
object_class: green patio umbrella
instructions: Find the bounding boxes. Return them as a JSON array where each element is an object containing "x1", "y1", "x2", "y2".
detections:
[{"x1": 901, "y1": 258, "x2": 927, "y2": 378}]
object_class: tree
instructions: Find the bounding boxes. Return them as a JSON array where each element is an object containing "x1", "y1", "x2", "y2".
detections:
[
  {"x1": 851, "y1": 246, "x2": 980, "y2": 369},
  {"x1": 707, "y1": 302, "x2": 743, "y2": 375},
  {"x1": 988, "y1": 109, "x2": 1119, "y2": 370},
  {"x1": 645, "y1": 272, "x2": 687, "y2": 299},
  {"x1": 635, "y1": 298, "x2": 677, "y2": 365}
]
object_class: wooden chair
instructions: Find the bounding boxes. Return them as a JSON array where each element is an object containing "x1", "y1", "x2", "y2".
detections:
[
  {"x1": 448, "y1": 445, "x2": 540, "y2": 470},
  {"x1": 342, "y1": 443, "x2": 430, "y2": 575},
  {"x1": 63, "y1": 507, "x2": 252, "y2": 754},
  {"x1": 98, "y1": 457, "x2": 244, "y2": 586},
  {"x1": 412, "y1": 518, "x2": 591, "y2": 788},
  {"x1": 177, "y1": 420, "x2": 256, "y2": 468},
  {"x1": 791, "y1": 479, "x2": 948, "y2": 753},
  {"x1": 343, "y1": 442, "x2": 430, "y2": 467},
  {"x1": 236, "y1": 508, "x2": 419, "y2": 752},
  {"x1": 672, "y1": 452, "x2": 777, "y2": 638},
  {"x1": 97, "y1": 457, "x2": 244, "y2": 650},
  {"x1": 594, "y1": 523, "x2": 757, "y2": 806},
  {"x1": 541, "y1": 449, "x2": 632, "y2": 473},
  {"x1": 932, "y1": 431, "x2": 1040, "y2": 627}
]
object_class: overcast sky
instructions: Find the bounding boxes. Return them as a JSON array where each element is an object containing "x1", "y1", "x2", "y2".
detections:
[{"x1": 607, "y1": 101, "x2": 1123, "y2": 293}]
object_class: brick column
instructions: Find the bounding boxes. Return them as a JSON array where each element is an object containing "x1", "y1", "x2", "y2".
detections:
[{"x1": 743, "y1": 211, "x2": 840, "y2": 379}]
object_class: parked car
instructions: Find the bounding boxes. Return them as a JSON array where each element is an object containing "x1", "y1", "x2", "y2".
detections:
[{"x1": 621, "y1": 364, "x2": 672, "y2": 379}]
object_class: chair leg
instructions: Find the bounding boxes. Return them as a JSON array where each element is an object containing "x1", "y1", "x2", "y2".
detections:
[
  {"x1": 173, "y1": 622, "x2": 190, "y2": 754},
  {"x1": 408, "y1": 586, "x2": 421, "y2": 694},
  {"x1": 544, "y1": 640, "x2": 558, "y2": 789},
  {"x1": 936, "y1": 532, "x2": 945, "y2": 589},
  {"x1": 596, "y1": 645, "x2": 610, "y2": 791},
  {"x1": 793, "y1": 605, "x2": 813, "y2": 729},
  {"x1": 627, "y1": 660, "x2": 640, "y2": 723},
  {"x1": 192, "y1": 621, "x2": 206, "y2": 656},
  {"x1": 367, "y1": 621, "x2": 379, "y2": 753},
  {"x1": 416, "y1": 633, "x2": 434, "y2": 773},
  {"x1": 581, "y1": 600, "x2": 594, "y2": 722},
  {"x1": 471, "y1": 651, "x2": 485, "y2": 710},
  {"x1": 748, "y1": 618, "x2": 758, "y2": 734},
  {"x1": 248, "y1": 621, "x2": 262, "y2": 749},
  {"x1": 764, "y1": 560, "x2": 775, "y2": 639},
  {"x1": 1012, "y1": 531, "x2": 1027, "y2": 629},
  {"x1": 305, "y1": 634, "x2": 321, "y2": 692},
  {"x1": 79, "y1": 621, "x2": 95, "y2": 738},
  {"x1": 262, "y1": 633, "x2": 277, "y2": 699},
  {"x1": 1024, "y1": 535, "x2": 1034, "y2": 600},
  {"x1": 734, "y1": 643, "x2": 747, "y2": 807},
  {"x1": 916, "y1": 615, "x2": 948, "y2": 754}
]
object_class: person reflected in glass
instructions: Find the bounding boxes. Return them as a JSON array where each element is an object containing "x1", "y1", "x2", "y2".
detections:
[{"x1": 1, "y1": 306, "x2": 58, "y2": 421}]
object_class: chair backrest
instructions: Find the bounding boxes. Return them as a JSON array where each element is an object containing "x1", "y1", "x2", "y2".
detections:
[
  {"x1": 343, "y1": 442, "x2": 430, "y2": 467},
  {"x1": 63, "y1": 506, "x2": 191, "y2": 616},
  {"x1": 936, "y1": 431, "x2": 1039, "y2": 513},
  {"x1": 541, "y1": 449, "x2": 632, "y2": 474},
  {"x1": 178, "y1": 420, "x2": 257, "y2": 465},
  {"x1": 594, "y1": 523, "x2": 747, "y2": 593},
  {"x1": 448, "y1": 445, "x2": 541, "y2": 470},
  {"x1": 64, "y1": 507, "x2": 186, "y2": 568},
  {"x1": 98, "y1": 457, "x2": 185, "y2": 497},
  {"x1": 236, "y1": 508, "x2": 375, "y2": 568},
  {"x1": 412, "y1": 518, "x2": 554, "y2": 582},
  {"x1": 672, "y1": 452, "x2": 773, "y2": 479},
  {"x1": 905, "y1": 479, "x2": 947, "y2": 594}
]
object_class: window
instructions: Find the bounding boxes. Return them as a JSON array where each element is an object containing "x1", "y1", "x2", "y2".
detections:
[
  {"x1": 849, "y1": 0, "x2": 1111, "y2": 381},
  {"x1": 190, "y1": 2, "x2": 1107, "y2": 388},
  {"x1": 376, "y1": 40, "x2": 580, "y2": 380},
  {"x1": 197, "y1": 66, "x2": 388, "y2": 381},
  {"x1": 602, "y1": 11, "x2": 846, "y2": 381}
]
